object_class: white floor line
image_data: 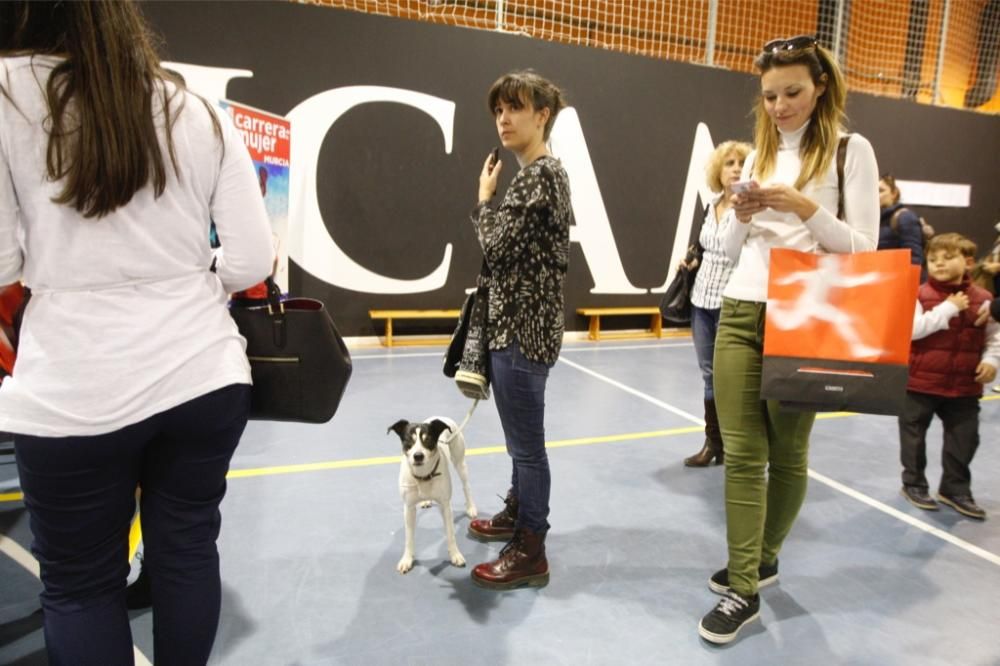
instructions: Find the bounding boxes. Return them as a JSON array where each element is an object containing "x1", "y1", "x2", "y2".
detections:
[
  {"x1": 561, "y1": 355, "x2": 1000, "y2": 568},
  {"x1": 0, "y1": 534, "x2": 39, "y2": 578},
  {"x1": 808, "y1": 469, "x2": 1000, "y2": 567},
  {"x1": 557, "y1": 355, "x2": 705, "y2": 425},
  {"x1": 351, "y1": 340, "x2": 693, "y2": 360},
  {"x1": 0, "y1": 538, "x2": 154, "y2": 664}
]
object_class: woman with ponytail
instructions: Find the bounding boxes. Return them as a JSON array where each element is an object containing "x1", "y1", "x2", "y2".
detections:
[
  {"x1": 696, "y1": 37, "x2": 879, "y2": 645},
  {"x1": 0, "y1": 2, "x2": 272, "y2": 663}
]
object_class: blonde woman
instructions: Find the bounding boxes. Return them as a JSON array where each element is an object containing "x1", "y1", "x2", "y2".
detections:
[
  {"x1": 682, "y1": 140, "x2": 751, "y2": 467},
  {"x1": 698, "y1": 36, "x2": 879, "y2": 644}
]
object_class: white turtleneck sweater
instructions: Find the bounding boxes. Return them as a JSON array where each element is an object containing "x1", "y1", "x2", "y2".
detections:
[{"x1": 721, "y1": 122, "x2": 880, "y2": 303}]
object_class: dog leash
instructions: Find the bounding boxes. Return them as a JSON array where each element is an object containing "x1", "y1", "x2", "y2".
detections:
[{"x1": 441, "y1": 399, "x2": 480, "y2": 443}]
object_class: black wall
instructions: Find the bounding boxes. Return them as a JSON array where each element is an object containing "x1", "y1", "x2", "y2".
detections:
[{"x1": 142, "y1": 1, "x2": 1000, "y2": 336}]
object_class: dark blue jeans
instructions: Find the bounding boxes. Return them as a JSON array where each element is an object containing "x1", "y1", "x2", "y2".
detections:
[
  {"x1": 691, "y1": 305, "x2": 721, "y2": 400},
  {"x1": 14, "y1": 384, "x2": 250, "y2": 666},
  {"x1": 489, "y1": 342, "x2": 550, "y2": 533}
]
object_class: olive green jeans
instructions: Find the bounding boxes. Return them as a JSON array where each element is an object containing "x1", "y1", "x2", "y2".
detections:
[{"x1": 713, "y1": 298, "x2": 816, "y2": 597}]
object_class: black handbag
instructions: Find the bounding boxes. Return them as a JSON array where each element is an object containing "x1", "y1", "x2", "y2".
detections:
[
  {"x1": 443, "y1": 260, "x2": 490, "y2": 400},
  {"x1": 659, "y1": 244, "x2": 702, "y2": 324},
  {"x1": 229, "y1": 278, "x2": 352, "y2": 423}
]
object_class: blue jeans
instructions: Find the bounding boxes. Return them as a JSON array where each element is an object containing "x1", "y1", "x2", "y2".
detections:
[
  {"x1": 691, "y1": 305, "x2": 721, "y2": 400},
  {"x1": 14, "y1": 384, "x2": 250, "y2": 666},
  {"x1": 489, "y1": 342, "x2": 550, "y2": 533}
]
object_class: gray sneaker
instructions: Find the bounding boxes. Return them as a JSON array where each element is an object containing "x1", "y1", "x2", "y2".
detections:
[{"x1": 708, "y1": 560, "x2": 779, "y2": 595}]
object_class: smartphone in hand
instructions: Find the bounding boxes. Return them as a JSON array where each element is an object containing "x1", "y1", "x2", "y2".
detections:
[
  {"x1": 488, "y1": 147, "x2": 500, "y2": 173},
  {"x1": 730, "y1": 180, "x2": 754, "y2": 194}
]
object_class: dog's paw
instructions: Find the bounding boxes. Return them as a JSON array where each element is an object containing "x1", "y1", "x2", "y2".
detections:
[
  {"x1": 449, "y1": 550, "x2": 466, "y2": 568},
  {"x1": 419, "y1": 501, "x2": 433, "y2": 510},
  {"x1": 396, "y1": 556, "x2": 414, "y2": 574},
  {"x1": 465, "y1": 504, "x2": 478, "y2": 519}
]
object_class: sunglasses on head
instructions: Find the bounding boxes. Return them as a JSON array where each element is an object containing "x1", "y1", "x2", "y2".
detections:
[{"x1": 762, "y1": 35, "x2": 818, "y2": 54}]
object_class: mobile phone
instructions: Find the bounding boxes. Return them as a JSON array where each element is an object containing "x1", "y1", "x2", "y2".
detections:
[
  {"x1": 730, "y1": 180, "x2": 754, "y2": 194},
  {"x1": 488, "y1": 147, "x2": 500, "y2": 172}
]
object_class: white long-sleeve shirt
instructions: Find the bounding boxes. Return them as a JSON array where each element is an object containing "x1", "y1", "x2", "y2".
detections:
[
  {"x1": 721, "y1": 122, "x2": 880, "y2": 303},
  {"x1": 0, "y1": 55, "x2": 273, "y2": 436},
  {"x1": 912, "y1": 300, "x2": 1000, "y2": 368}
]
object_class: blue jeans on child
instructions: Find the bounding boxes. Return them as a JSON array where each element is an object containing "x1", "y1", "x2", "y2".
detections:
[
  {"x1": 489, "y1": 342, "x2": 550, "y2": 534},
  {"x1": 14, "y1": 383, "x2": 250, "y2": 666},
  {"x1": 691, "y1": 305, "x2": 722, "y2": 400}
]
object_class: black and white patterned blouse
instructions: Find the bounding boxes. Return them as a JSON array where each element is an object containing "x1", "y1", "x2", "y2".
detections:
[{"x1": 471, "y1": 155, "x2": 572, "y2": 366}]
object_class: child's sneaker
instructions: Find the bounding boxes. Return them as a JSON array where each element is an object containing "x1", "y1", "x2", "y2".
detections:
[
  {"x1": 698, "y1": 590, "x2": 760, "y2": 644},
  {"x1": 937, "y1": 493, "x2": 986, "y2": 520},
  {"x1": 901, "y1": 486, "x2": 939, "y2": 511},
  {"x1": 708, "y1": 560, "x2": 778, "y2": 595}
]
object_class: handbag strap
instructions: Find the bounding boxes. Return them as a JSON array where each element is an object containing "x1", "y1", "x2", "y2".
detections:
[
  {"x1": 475, "y1": 257, "x2": 492, "y2": 289},
  {"x1": 835, "y1": 134, "x2": 851, "y2": 221},
  {"x1": 263, "y1": 276, "x2": 283, "y2": 314},
  {"x1": 260, "y1": 276, "x2": 287, "y2": 348}
]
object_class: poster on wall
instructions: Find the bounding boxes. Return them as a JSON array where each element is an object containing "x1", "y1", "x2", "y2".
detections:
[{"x1": 217, "y1": 99, "x2": 291, "y2": 293}]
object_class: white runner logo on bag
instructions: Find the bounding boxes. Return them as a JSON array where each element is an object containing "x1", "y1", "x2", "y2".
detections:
[{"x1": 767, "y1": 254, "x2": 884, "y2": 359}]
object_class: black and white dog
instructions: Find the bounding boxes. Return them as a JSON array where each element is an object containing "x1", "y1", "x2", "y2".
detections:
[{"x1": 387, "y1": 417, "x2": 477, "y2": 574}]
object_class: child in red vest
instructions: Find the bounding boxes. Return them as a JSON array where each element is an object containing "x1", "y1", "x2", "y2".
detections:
[{"x1": 899, "y1": 233, "x2": 1000, "y2": 519}]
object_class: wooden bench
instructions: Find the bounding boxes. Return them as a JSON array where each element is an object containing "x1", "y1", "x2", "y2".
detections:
[
  {"x1": 368, "y1": 309, "x2": 461, "y2": 347},
  {"x1": 576, "y1": 307, "x2": 663, "y2": 341}
]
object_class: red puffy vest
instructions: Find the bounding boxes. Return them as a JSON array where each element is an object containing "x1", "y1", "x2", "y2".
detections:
[{"x1": 907, "y1": 277, "x2": 991, "y2": 397}]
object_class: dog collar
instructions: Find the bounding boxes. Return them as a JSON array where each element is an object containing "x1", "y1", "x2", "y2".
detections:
[{"x1": 412, "y1": 458, "x2": 442, "y2": 482}]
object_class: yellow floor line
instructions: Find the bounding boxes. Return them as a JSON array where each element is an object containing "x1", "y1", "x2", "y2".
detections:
[
  {"x1": 0, "y1": 396, "x2": 996, "y2": 501},
  {"x1": 225, "y1": 419, "x2": 856, "y2": 479},
  {"x1": 129, "y1": 516, "x2": 143, "y2": 561}
]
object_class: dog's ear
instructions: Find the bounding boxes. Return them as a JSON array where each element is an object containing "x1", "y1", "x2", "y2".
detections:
[
  {"x1": 427, "y1": 419, "x2": 453, "y2": 444},
  {"x1": 388, "y1": 420, "x2": 410, "y2": 439}
]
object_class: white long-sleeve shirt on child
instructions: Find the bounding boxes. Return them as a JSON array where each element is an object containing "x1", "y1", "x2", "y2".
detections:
[{"x1": 912, "y1": 300, "x2": 1000, "y2": 369}]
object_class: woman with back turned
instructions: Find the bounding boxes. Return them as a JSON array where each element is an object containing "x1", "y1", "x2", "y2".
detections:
[{"x1": 0, "y1": 2, "x2": 272, "y2": 662}]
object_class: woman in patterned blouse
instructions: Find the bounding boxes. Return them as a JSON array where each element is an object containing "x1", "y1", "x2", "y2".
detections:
[
  {"x1": 466, "y1": 70, "x2": 573, "y2": 591},
  {"x1": 682, "y1": 141, "x2": 750, "y2": 467}
]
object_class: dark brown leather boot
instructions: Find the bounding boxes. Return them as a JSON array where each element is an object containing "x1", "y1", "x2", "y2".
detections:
[
  {"x1": 468, "y1": 488, "x2": 518, "y2": 541},
  {"x1": 471, "y1": 528, "x2": 549, "y2": 590},
  {"x1": 684, "y1": 398, "x2": 724, "y2": 467}
]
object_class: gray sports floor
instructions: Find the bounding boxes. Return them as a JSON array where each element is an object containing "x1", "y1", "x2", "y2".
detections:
[{"x1": 2, "y1": 336, "x2": 999, "y2": 665}]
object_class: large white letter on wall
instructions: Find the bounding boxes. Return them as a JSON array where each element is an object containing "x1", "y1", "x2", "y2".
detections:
[
  {"x1": 653, "y1": 122, "x2": 717, "y2": 291},
  {"x1": 287, "y1": 87, "x2": 455, "y2": 293},
  {"x1": 162, "y1": 62, "x2": 253, "y2": 102},
  {"x1": 549, "y1": 109, "x2": 644, "y2": 294}
]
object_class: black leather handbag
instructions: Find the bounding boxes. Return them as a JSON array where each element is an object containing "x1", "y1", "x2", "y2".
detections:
[
  {"x1": 229, "y1": 278, "x2": 352, "y2": 423},
  {"x1": 660, "y1": 244, "x2": 702, "y2": 324},
  {"x1": 443, "y1": 261, "x2": 490, "y2": 400}
]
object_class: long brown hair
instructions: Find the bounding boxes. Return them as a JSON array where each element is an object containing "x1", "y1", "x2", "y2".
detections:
[
  {"x1": 751, "y1": 41, "x2": 847, "y2": 190},
  {"x1": 0, "y1": 1, "x2": 210, "y2": 218}
]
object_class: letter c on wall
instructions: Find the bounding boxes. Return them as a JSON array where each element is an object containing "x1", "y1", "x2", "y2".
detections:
[{"x1": 287, "y1": 86, "x2": 455, "y2": 293}]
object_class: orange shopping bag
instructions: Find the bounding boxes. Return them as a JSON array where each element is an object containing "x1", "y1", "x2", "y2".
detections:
[{"x1": 760, "y1": 249, "x2": 920, "y2": 415}]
